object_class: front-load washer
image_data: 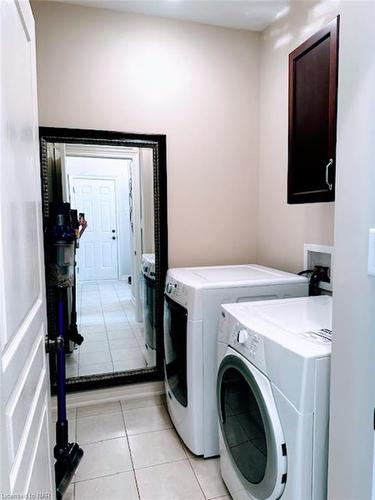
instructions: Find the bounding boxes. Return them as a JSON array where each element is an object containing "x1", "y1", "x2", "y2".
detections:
[
  {"x1": 163, "y1": 264, "x2": 308, "y2": 458},
  {"x1": 141, "y1": 253, "x2": 156, "y2": 366},
  {"x1": 217, "y1": 296, "x2": 332, "y2": 499}
]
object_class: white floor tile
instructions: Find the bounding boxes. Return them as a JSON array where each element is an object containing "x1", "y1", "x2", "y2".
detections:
[
  {"x1": 113, "y1": 357, "x2": 147, "y2": 372},
  {"x1": 80, "y1": 325, "x2": 107, "y2": 335},
  {"x1": 79, "y1": 340, "x2": 109, "y2": 354},
  {"x1": 123, "y1": 404, "x2": 172, "y2": 436},
  {"x1": 77, "y1": 401, "x2": 122, "y2": 418},
  {"x1": 106, "y1": 321, "x2": 130, "y2": 331},
  {"x1": 107, "y1": 329, "x2": 135, "y2": 340},
  {"x1": 77, "y1": 411, "x2": 126, "y2": 444},
  {"x1": 111, "y1": 347, "x2": 143, "y2": 362},
  {"x1": 80, "y1": 316, "x2": 105, "y2": 326},
  {"x1": 59, "y1": 397, "x2": 231, "y2": 500},
  {"x1": 104, "y1": 312, "x2": 127, "y2": 321},
  {"x1": 80, "y1": 331, "x2": 107, "y2": 342},
  {"x1": 66, "y1": 352, "x2": 79, "y2": 366},
  {"x1": 69, "y1": 417, "x2": 77, "y2": 442},
  {"x1": 129, "y1": 429, "x2": 186, "y2": 470},
  {"x1": 76, "y1": 280, "x2": 148, "y2": 378},
  {"x1": 121, "y1": 395, "x2": 164, "y2": 411},
  {"x1": 79, "y1": 362, "x2": 113, "y2": 377},
  {"x1": 189, "y1": 456, "x2": 229, "y2": 499},
  {"x1": 102, "y1": 304, "x2": 123, "y2": 312},
  {"x1": 75, "y1": 471, "x2": 139, "y2": 500},
  {"x1": 66, "y1": 364, "x2": 79, "y2": 378},
  {"x1": 79, "y1": 350, "x2": 112, "y2": 366},
  {"x1": 135, "y1": 460, "x2": 204, "y2": 500},
  {"x1": 109, "y1": 337, "x2": 139, "y2": 350},
  {"x1": 64, "y1": 483, "x2": 74, "y2": 500},
  {"x1": 75, "y1": 437, "x2": 132, "y2": 482}
]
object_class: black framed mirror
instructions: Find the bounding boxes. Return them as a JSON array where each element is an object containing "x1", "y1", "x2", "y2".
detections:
[{"x1": 39, "y1": 127, "x2": 167, "y2": 392}]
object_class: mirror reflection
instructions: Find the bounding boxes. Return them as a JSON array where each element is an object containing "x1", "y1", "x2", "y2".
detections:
[{"x1": 46, "y1": 142, "x2": 156, "y2": 379}]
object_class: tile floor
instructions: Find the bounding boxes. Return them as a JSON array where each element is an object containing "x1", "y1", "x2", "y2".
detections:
[
  {"x1": 66, "y1": 280, "x2": 149, "y2": 378},
  {"x1": 63, "y1": 395, "x2": 231, "y2": 500}
]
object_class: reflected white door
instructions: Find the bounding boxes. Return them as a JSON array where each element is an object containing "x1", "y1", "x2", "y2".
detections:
[
  {"x1": 72, "y1": 177, "x2": 118, "y2": 281},
  {"x1": 0, "y1": 1, "x2": 55, "y2": 497}
]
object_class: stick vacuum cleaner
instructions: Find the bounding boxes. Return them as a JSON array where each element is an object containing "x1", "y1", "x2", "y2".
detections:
[
  {"x1": 68, "y1": 209, "x2": 84, "y2": 349},
  {"x1": 46, "y1": 202, "x2": 83, "y2": 499}
]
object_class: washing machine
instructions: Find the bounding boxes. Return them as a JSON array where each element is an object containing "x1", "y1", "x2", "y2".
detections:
[
  {"x1": 141, "y1": 253, "x2": 156, "y2": 366},
  {"x1": 163, "y1": 264, "x2": 308, "y2": 458},
  {"x1": 217, "y1": 296, "x2": 332, "y2": 500}
]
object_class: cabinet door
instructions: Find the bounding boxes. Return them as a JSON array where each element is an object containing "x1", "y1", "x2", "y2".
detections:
[{"x1": 288, "y1": 17, "x2": 339, "y2": 204}]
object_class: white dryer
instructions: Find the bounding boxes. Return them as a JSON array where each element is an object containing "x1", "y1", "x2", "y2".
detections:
[
  {"x1": 141, "y1": 253, "x2": 156, "y2": 366},
  {"x1": 217, "y1": 296, "x2": 332, "y2": 500},
  {"x1": 163, "y1": 264, "x2": 308, "y2": 458}
]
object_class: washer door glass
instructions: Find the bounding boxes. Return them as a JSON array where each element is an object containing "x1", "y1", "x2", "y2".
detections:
[
  {"x1": 143, "y1": 274, "x2": 156, "y2": 350},
  {"x1": 164, "y1": 295, "x2": 188, "y2": 407},
  {"x1": 217, "y1": 352, "x2": 286, "y2": 499},
  {"x1": 220, "y1": 366, "x2": 267, "y2": 484}
]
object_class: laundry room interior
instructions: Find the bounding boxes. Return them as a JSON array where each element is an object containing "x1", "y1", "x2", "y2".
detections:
[{"x1": 1, "y1": 1, "x2": 374, "y2": 500}]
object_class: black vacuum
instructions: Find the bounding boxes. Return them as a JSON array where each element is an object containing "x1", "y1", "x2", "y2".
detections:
[
  {"x1": 46, "y1": 202, "x2": 83, "y2": 499},
  {"x1": 68, "y1": 209, "x2": 84, "y2": 348}
]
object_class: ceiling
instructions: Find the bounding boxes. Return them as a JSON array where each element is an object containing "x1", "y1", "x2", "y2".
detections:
[{"x1": 57, "y1": 0, "x2": 290, "y2": 31}]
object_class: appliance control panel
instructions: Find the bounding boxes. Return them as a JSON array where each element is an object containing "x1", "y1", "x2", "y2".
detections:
[
  {"x1": 165, "y1": 279, "x2": 187, "y2": 305},
  {"x1": 231, "y1": 322, "x2": 266, "y2": 370},
  {"x1": 302, "y1": 328, "x2": 332, "y2": 344}
]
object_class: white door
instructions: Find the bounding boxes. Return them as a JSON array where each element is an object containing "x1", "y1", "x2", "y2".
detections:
[
  {"x1": 0, "y1": 1, "x2": 55, "y2": 497},
  {"x1": 72, "y1": 177, "x2": 118, "y2": 281},
  {"x1": 129, "y1": 159, "x2": 143, "y2": 322}
]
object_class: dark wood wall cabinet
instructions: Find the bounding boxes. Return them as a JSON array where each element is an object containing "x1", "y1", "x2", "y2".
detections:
[{"x1": 288, "y1": 16, "x2": 339, "y2": 204}]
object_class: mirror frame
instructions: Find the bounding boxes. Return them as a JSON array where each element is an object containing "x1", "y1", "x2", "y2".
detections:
[{"x1": 39, "y1": 127, "x2": 167, "y2": 392}]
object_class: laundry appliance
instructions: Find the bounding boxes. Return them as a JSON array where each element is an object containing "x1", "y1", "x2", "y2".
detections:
[
  {"x1": 217, "y1": 296, "x2": 332, "y2": 499},
  {"x1": 163, "y1": 264, "x2": 308, "y2": 457},
  {"x1": 141, "y1": 253, "x2": 156, "y2": 366}
]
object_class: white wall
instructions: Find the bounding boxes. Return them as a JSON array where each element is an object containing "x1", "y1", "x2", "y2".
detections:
[
  {"x1": 328, "y1": 2, "x2": 375, "y2": 498},
  {"x1": 140, "y1": 148, "x2": 155, "y2": 254},
  {"x1": 257, "y1": 1, "x2": 339, "y2": 273},
  {"x1": 31, "y1": 1, "x2": 260, "y2": 268},
  {"x1": 65, "y1": 156, "x2": 132, "y2": 277}
]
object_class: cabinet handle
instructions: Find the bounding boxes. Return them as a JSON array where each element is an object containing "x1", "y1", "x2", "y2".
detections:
[{"x1": 325, "y1": 158, "x2": 333, "y2": 191}]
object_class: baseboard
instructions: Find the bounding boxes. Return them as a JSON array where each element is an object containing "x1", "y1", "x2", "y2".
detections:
[{"x1": 51, "y1": 380, "x2": 164, "y2": 411}]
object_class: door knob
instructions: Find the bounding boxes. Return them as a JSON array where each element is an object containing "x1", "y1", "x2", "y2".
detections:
[
  {"x1": 112, "y1": 229, "x2": 116, "y2": 233},
  {"x1": 112, "y1": 236, "x2": 116, "y2": 240}
]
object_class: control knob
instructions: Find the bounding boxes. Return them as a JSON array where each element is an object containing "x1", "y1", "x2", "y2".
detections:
[
  {"x1": 237, "y1": 329, "x2": 248, "y2": 344},
  {"x1": 166, "y1": 283, "x2": 173, "y2": 294}
]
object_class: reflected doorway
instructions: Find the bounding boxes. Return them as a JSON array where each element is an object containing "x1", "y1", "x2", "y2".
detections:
[
  {"x1": 39, "y1": 128, "x2": 167, "y2": 391},
  {"x1": 64, "y1": 145, "x2": 154, "y2": 377}
]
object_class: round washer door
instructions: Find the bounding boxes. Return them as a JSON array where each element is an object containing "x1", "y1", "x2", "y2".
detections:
[{"x1": 217, "y1": 348, "x2": 287, "y2": 500}]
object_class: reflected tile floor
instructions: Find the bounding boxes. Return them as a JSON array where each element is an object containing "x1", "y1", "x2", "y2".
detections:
[
  {"x1": 66, "y1": 395, "x2": 231, "y2": 500},
  {"x1": 66, "y1": 280, "x2": 148, "y2": 378}
]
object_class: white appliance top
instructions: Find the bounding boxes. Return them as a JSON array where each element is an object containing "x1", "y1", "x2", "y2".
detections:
[
  {"x1": 142, "y1": 253, "x2": 155, "y2": 265},
  {"x1": 167, "y1": 264, "x2": 307, "y2": 290},
  {"x1": 142, "y1": 253, "x2": 155, "y2": 278},
  {"x1": 222, "y1": 296, "x2": 332, "y2": 359}
]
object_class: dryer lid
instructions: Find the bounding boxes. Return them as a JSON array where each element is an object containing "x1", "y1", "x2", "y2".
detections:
[{"x1": 167, "y1": 264, "x2": 307, "y2": 289}]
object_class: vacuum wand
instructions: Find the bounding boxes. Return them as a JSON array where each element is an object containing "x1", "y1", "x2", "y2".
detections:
[
  {"x1": 46, "y1": 202, "x2": 83, "y2": 500},
  {"x1": 68, "y1": 209, "x2": 84, "y2": 347}
]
